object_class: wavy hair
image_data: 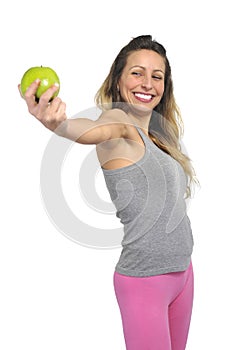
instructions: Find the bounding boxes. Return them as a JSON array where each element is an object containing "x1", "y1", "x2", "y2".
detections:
[{"x1": 95, "y1": 35, "x2": 198, "y2": 197}]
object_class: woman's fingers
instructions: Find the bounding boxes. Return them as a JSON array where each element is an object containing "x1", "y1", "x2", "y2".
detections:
[
  {"x1": 38, "y1": 84, "x2": 59, "y2": 105},
  {"x1": 48, "y1": 96, "x2": 63, "y2": 113},
  {"x1": 20, "y1": 80, "x2": 60, "y2": 116},
  {"x1": 49, "y1": 97, "x2": 66, "y2": 120},
  {"x1": 24, "y1": 79, "x2": 41, "y2": 112},
  {"x1": 57, "y1": 101, "x2": 66, "y2": 116},
  {"x1": 19, "y1": 80, "x2": 66, "y2": 131},
  {"x1": 36, "y1": 96, "x2": 66, "y2": 131}
]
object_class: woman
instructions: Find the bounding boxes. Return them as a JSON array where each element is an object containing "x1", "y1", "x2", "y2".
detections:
[{"x1": 19, "y1": 35, "x2": 197, "y2": 350}]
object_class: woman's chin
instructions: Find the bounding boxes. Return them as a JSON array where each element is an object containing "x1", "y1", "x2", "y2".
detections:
[{"x1": 127, "y1": 102, "x2": 153, "y2": 117}]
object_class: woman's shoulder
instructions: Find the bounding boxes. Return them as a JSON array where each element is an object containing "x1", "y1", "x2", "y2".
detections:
[
  {"x1": 99, "y1": 108, "x2": 136, "y2": 130},
  {"x1": 97, "y1": 108, "x2": 145, "y2": 145},
  {"x1": 98, "y1": 108, "x2": 128, "y2": 123},
  {"x1": 97, "y1": 108, "x2": 129, "y2": 139}
]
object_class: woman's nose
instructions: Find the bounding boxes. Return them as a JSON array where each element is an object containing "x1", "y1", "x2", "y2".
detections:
[{"x1": 141, "y1": 75, "x2": 152, "y2": 90}]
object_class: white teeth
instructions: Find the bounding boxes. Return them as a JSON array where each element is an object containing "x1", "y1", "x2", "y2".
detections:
[{"x1": 134, "y1": 93, "x2": 152, "y2": 100}]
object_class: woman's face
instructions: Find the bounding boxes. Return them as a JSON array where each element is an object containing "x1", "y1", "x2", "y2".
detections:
[{"x1": 118, "y1": 49, "x2": 165, "y2": 111}]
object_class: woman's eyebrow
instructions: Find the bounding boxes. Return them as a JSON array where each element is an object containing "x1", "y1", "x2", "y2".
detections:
[{"x1": 129, "y1": 65, "x2": 165, "y2": 74}]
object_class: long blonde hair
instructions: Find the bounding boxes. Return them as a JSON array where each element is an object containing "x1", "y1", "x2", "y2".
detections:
[{"x1": 95, "y1": 35, "x2": 198, "y2": 197}]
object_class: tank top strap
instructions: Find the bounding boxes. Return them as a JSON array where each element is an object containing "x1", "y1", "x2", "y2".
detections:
[{"x1": 134, "y1": 125, "x2": 152, "y2": 148}]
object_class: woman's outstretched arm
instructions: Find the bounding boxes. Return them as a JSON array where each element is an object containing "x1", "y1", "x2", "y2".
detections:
[{"x1": 19, "y1": 79, "x2": 127, "y2": 145}]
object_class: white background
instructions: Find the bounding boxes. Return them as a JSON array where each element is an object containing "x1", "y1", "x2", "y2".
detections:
[{"x1": 1, "y1": 0, "x2": 233, "y2": 349}]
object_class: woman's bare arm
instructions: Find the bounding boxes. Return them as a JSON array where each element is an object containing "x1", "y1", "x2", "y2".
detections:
[{"x1": 19, "y1": 80, "x2": 127, "y2": 145}]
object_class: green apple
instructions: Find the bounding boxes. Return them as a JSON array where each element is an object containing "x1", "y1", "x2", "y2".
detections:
[{"x1": 20, "y1": 66, "x2": 60, "y2": 101}]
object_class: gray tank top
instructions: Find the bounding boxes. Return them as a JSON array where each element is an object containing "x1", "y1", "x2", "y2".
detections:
[{"x1": 102, "y1": 126, "x2": 193, "y2": 277}]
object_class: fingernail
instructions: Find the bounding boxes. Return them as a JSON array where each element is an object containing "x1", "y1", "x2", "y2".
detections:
[
  {"x1": 54, "y1": 82, "x2": 60, "y2": 87},
  {"x1": 35, "y1": 79, "x2": 40, "y2": 83}
]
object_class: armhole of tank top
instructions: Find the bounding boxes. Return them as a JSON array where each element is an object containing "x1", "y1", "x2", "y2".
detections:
[
  {"x1": 134, "y1": 126, "x2": 147, "y2": 148},
  {"x1": 101, "y1": 126, "x2": 149, "y2": 174}
]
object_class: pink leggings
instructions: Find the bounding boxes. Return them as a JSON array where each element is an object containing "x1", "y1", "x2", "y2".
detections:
[{"x1": 114, "y1": 263, "x2": 194, "y2": 350}]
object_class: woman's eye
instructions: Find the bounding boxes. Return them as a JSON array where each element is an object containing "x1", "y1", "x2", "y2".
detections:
[
  {"x1": 132, "y1": 72, "x2": 141, "y2": 76},
  {"x1": 153, "y1": 75, "x2": 162, "y2": 80}
]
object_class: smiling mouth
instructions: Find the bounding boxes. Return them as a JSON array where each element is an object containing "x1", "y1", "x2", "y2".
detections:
[{"x1": 133, "y1": 92, "x2": 155, "y2": 102}]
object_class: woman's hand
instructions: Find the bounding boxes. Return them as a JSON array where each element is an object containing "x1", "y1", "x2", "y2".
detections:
[{"x1": 18, "y1": 80, "x2": 67, "y2": 132}]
